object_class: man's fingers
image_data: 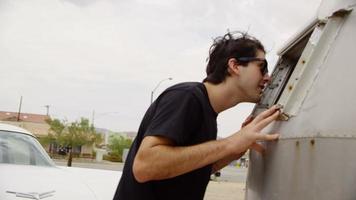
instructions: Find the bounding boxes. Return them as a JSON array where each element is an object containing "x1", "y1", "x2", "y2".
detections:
[
  {"x1": 250, "y1": 142, "x2": 265, "y2": 154},
  {"x1": 253, "y1": 105, "x2": 280, "y2": 124},
  {"x1": 256, "y1": 133, "x2": 280, "y2": 141},
  {"x1": 255, "y1": 110, "x2": 280, "y2": 130},
  {"x1": 241, "y1": 115, "x2": 254, "y2": 128}
]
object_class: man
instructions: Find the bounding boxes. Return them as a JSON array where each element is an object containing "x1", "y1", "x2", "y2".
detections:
[{"x1": 113, "y1": 32, "x2": 280, "y2": 200}]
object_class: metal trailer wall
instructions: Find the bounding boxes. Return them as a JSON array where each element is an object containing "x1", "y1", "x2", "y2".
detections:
[{"x1": 246, "y1": 0, "x2": 356, "y2": 199}]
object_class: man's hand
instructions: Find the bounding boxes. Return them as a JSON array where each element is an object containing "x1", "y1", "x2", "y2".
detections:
[
  {"x1": 227, "y1": 105, "x2": 280, "y2": 155},
  {"x1": 241, "y1": 115, "x2": 265, "y2": 154},
  {"x1": 241, "y1": 115, "x2": 254, "y2": 128},
  {"x1": 211, "y1": 106, "x2": 280, "y2": 173}
]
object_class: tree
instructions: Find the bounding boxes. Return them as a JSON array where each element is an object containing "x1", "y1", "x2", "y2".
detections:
[
  {"x1": 40, "y1": 118, "x2": 66, "y2": 157},
  {"x1": 44, "y1": 117, "x2": 103, "y2": 166},
  {"x1": 107, "y1": 134, "x2": 132, "y2": 162}
]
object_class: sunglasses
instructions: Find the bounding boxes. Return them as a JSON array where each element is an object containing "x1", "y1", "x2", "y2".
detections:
[{"x1": 236, "y1": 57, "x2": 269, "y2": 75}]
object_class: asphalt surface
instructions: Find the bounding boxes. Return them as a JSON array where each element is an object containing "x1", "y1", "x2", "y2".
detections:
[
  {"x1": 53, "y1": 159, "x2": 248, "y2": 183},
  {"x1": 53, "y1": 158, "x2": 247, "y2": 200}
]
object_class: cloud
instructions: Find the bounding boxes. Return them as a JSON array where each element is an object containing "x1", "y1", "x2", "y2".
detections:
[{"x1": 0, "y1": 0, "x2": 321, "y2": 136}]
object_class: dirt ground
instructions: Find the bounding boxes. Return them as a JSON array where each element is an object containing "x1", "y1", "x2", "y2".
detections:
[{"x1": 205, "y1": 181, "x2": 245, "y2": 200}]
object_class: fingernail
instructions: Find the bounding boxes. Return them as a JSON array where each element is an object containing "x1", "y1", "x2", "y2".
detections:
[{"x1": 275, "y1": 104, "x2": 283, "y2": 110}]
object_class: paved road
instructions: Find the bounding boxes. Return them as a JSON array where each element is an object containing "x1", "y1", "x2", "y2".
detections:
[
  {"x1": 54, "y1": 159, "x2": 247, "y2": 200},
  {"x1": 54, "y1": 159, "x2": 247, "y2": 183},
  {"x1": 54, "y1": 159, "x2": 124, "y2": 171},
  {"x1": 218, "y1": 166, "x2": 247, "y2": 183}
]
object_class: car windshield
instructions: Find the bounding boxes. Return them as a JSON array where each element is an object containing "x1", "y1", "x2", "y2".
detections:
[{"x1": 0, "y1": 130, "x2": 54, "y2": 167}]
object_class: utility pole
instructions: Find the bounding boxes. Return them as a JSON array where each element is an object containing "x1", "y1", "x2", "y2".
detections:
[
  {"x1": 44, "y1": 105, "x2": 50, "y2": 116},
  {"x1": 17, "y1": 96, "x2": 23, "y2": 121},
  {"x1": 92, "y1": 110, "x2": 95, "y2": 126}
]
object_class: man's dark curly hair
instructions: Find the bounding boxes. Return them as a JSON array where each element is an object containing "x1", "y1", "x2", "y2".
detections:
[{"x1": 203, "y1": 32, "x2": 265, "y2": 84}]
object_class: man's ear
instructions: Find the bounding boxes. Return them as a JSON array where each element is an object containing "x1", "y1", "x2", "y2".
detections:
[{"x1": 227, "y1": 58, "x2": 240, "y2": 76}]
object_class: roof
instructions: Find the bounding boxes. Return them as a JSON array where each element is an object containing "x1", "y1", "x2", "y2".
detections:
[
  {"x1": 0, "y1": 111, "x2": 49, "y2": 124},
  {"x1": 0, "y1": 123, "x2": 33, "y2": 136}
]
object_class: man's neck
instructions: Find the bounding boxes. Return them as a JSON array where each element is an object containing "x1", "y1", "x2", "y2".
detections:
[{"x1": 203, "y1": 81, "x2": 245, "y2": 114}]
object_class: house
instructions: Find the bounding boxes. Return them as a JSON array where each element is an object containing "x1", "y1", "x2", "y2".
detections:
[
  {"x1": 0, "y1": 111, "x2": 50, "y2": 137},
  {"x1": 0, "y1": 111, "x2": 93, "y2": 157}
]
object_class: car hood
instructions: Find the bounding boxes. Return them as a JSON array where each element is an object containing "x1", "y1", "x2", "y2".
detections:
[{"x1": 0, "y1": 164, "x2": 119, "y2": 200}]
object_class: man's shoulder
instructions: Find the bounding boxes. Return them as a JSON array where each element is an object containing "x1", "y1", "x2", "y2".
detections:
[
  {"x1": 156, "y1": 82, "x2": 209, "y2": 107},
  {"x1": 166, "y1": 82, "x2": 203, "y2": 92},
  {"x1": 165, "y1": 82, "x2": 207, "y2": 98}
]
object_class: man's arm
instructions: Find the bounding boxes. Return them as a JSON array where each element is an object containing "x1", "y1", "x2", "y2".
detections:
[
  {"x1": 133, "y1": 135, "x2": 239, "y2": 183},
  {"x1": 210, "y1": 115, "x2": 266, "y2": 173},
  {"x1": 211, "y1": 141, "x2": 267, "y2": 173},
  {"x1": 133, "y1": 105, "x2": 280, "y2": 183},
  {"x1": 211, "y1": 152, "x2": 245, "y2": 174}
]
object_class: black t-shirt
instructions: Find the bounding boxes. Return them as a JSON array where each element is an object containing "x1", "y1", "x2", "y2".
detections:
[{"x1": 113, "y1": 82, "x2": 218, "y2": 200}]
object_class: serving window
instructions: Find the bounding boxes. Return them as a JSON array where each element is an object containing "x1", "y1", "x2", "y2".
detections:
[{"x1": 252, "y1": 11, "x2": 350, "y2": 120}]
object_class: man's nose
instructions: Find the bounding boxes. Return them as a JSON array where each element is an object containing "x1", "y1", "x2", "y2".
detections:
[{"x1": 263, "y1": 73, "x2": 272, "y2": 84}]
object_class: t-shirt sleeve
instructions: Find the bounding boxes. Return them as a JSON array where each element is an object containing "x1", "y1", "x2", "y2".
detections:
[{"x1": 144, "y1": 90, "x2": 201, "y2": 145}]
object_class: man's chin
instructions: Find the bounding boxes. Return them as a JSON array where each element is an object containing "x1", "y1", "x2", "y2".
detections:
[
  {"x1": 246, "y1": 96, "x2": 261, "y2": 103},
  {"x1": 253, "y1": 94, "x2": 263, "y2": 103},
  {"x1": 244, "y1": 92, "x2": 263, "y2": 103}
]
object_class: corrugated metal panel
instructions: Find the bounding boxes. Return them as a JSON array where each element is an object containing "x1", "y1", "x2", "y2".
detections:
[
  {"x1": 246, "y1": 3, "x2": 356, "y2": 199},
  {"x1": 247, "y1": 138, "x2": 356, "y2": 200}
]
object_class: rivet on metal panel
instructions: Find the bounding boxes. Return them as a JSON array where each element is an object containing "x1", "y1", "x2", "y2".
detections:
[
  {"x1": 288, "y1": 85, "x2": 293, "y2": 90},
  {"x1": 310, "y1": 139, "x2": 315, "y2": 146}
]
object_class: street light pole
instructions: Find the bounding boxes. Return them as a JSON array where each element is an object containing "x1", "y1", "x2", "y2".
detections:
[{"x1": 151, "y1": 77, "x2": 172, "y2": 104}]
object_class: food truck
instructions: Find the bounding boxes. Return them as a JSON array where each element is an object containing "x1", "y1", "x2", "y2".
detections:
[{"x1": 246, "y1": 0, "x2": 356, "y2": 199}]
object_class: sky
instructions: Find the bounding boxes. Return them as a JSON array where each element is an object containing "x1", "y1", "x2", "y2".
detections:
[{"x1": 0, "y1": 0, "x2": 321, "y2": 137}]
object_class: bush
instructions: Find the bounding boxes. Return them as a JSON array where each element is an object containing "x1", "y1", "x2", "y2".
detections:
[
  {"x1": 107, "y1": 135, "x2": 132, "y2": 160},
  {"x1": 103, "y1": 152, "x2": 122, "y2": 162}
]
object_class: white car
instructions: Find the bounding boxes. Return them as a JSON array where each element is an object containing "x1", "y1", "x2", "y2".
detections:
[{"x1": 0, "y1": 123, "x2": 121, "y2": 200}]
